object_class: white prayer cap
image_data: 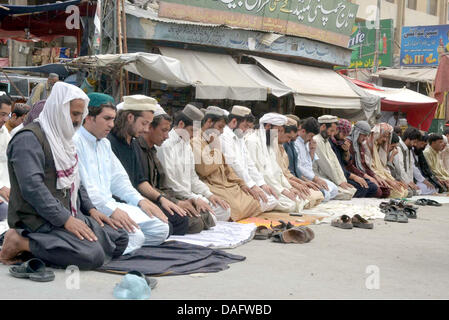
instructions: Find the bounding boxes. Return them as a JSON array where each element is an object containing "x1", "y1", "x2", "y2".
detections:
[
  {"x1": 231, "y1": 105, "x2": 251, "y2": 117},
  {"x1": 122, "y1": 95, "x2": 158, "y2": 112},
  {"x1": 206, "y1": 106, "x2": 226, "y2": 117},
  {"x1": 286, "y1": 117, "x2": 297, "y2": 126},
  {"x1": 286, "y1": 114, "x2": 300, "y2": 125},
  {"x1": 116, "y1": 102, "x2": 124, "y2": 110},
  {"x1": 318, "y1": 115, "x2": 338, "y2": 124},
  {"x1": 259, "y1": 112, "x2": 287, "y2": 126},
  {"x1": 221, "y1": 108, "x2": 230, "y2": 116},
  {"x1": 154, "y1": 104, "x2": 167, "y2": 117}
]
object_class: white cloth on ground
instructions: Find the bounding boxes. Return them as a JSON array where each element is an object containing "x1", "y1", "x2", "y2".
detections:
[
  {"x1": 167, "y1": 221, "x2": 257, "y2": 249},
  {"x1": 305, "y1": 198, "x2": 386, "y2": 224}
]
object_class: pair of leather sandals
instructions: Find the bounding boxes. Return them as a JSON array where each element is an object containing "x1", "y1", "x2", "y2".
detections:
[
  {"x1": 331, "y1": 214, "x2": 374, "y2": 229},
  {"x1": 254, "y1": 220, "x2": 314, "y2": 244}
]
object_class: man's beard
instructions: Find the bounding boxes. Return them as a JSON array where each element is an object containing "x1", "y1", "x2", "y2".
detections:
[
  {"x1": 320, "y1": 130, "x2": 328, "y2": 140},
  {"x1": 233, "y1": 128, "x2": 245, "y2": 139},
  {"x1": 127, "y1": 125, "x2": 137, "y2": 138},
  {"x1": 265, "y1": 129, "x2": 280, "y2": 147}
]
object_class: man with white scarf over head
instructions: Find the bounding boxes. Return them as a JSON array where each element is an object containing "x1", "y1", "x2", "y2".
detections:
[
  {"x1": 245, "y1": 113, "x2": 308, "y2": 213},
  {"x1": 1, "y1": 82, "x2": 129, "y2": 269}
]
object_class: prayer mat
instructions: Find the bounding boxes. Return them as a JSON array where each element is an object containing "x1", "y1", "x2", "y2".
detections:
[
  {"x1": 98, "y1": 240, "x2": 245, "y2": 277},
  {"x1": 168, "y1": 221, "x2": 257, "y2": 249},
  {"x1": 237, "y1": 211, "x2": 322, "y2": 228}
]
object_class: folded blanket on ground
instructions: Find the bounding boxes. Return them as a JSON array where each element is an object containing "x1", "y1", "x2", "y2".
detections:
[
  {"x1": 303, "y1": 198, "x2": 386, "y2": 224},
  {"x1": 98, "y1": 241, "x2": 246, "y2": 276},
  {"x1": 167, "y1": 221, "x2": 257, "y2": 249}
]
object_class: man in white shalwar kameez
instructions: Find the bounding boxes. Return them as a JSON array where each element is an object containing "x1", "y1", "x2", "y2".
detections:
[
  {"x1": 313, "y1": 115, "x2": 356, "y2": 200},
  {"x1": 74, "y1": 95, "x2": 170, "y2": 254},
  {"x1": 220, "y1": 105, "x2": 279, "y2": 213},
  {"x1": 156, "y1": 104, "x2": 231, "y2": 221},
  {"x1": 0, "y1": 94, "x2": 12, "y2": 221},
  {"x1": 245, "y1": 113, "x2": 308, "y2": 213}
]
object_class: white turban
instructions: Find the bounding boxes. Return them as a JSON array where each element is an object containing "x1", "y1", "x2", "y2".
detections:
[
  {"x1": 116, "y1": 102, "x2": 124, "y2": 110},
  {"x1": 259, "y1": 113, "x2": 287, "y2": 126}
]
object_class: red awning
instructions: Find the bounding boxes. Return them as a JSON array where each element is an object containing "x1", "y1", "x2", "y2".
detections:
[
  {"x1": 342, "y1": 75, "x2": 384, "y2": 91},
  {"x1": 345, "y1": 76, "x2": 438, "y2": 130}
]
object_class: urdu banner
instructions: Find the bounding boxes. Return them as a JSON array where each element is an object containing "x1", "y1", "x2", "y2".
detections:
[{"x1": 158, "y1": 0, "x2": 359, "y2": 48}]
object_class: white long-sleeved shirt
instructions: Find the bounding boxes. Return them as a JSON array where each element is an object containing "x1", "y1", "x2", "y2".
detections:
[
  {"x1": 73, "y1": 126, "x2": 144, "y2": 216},
  {"x1": 245, "y1": 129, "x2": 291, "y2": 195},
  {"x1": 220, "y1": 125, "x2": 265, "y2": 189},
  {"x1": 0, "y1": 125, "x2": 11, "y2": 190},
  {"x1": 156, "y1": 128, "x2": 213, "y2": 200}
]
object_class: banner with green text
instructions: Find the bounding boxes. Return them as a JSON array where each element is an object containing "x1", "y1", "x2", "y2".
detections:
[{"x1": 158, "y1": 0, "x2": 359, "y2": 48}]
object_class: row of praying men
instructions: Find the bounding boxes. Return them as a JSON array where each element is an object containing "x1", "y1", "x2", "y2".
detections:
[{"x1": 1, "y1": 83, "x2": 449, "y2": 269}]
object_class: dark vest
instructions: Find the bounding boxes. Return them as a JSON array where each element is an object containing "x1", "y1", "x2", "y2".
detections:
[{"x1": 8, "y1": 122, "x2": 71, "y2": 232}]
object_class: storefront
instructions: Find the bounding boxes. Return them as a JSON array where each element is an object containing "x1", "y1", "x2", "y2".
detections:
[{"x1": 110, "y1": 0, "x2": 363, "y2": 118}]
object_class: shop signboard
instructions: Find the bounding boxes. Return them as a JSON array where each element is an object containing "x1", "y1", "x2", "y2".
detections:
[
  {"x1": 337, "y1": 19, "x2": 393, "y2": 69},
  {"x1": 158, "y1": 0, "x2": 359, "y2": 48},
  {"x1": 400, "y1": 24, "x2": 449, "y2": 67}
]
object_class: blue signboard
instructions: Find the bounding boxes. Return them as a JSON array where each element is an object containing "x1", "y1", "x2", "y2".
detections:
[{"x1": 400, "y1": 25, "x2": 449, "y2": 67}]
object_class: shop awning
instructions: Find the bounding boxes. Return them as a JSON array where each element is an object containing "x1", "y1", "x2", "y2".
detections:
[
  {"x1": 362, "y1": 86, "x2": 438, "y2": 131},
  {"x1": 159, "y1": 47, "x2": 267, "y2": 101},
  {"x1": 68, "y1": 52, "x2": 192, "y2": 87},
  {"x1": 239, "y1": 64, "x2": 292, "y2": 97},
  {"x1": 250, "y1": 56, "x2": 361, "y2": 109},
  {"x1": 374, "y1": 68, "x2": 437, "y2": 84},
  {"x1": 330, "y1": 76, "x2": 381, "y2": 123}
]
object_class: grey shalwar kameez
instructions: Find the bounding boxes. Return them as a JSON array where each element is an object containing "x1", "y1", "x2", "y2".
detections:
[{"x1": 7, "y1": 124, "x2": 129, "y2": 270}]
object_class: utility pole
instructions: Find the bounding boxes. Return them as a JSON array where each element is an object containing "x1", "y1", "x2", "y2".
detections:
[{"x1": 372, "y1": 0, "x2": 381, "y2": 74}]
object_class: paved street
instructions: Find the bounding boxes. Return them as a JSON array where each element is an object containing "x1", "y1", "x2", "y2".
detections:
[{"x1": 1, "y1": 203, "x2": 448, "y2": 300}]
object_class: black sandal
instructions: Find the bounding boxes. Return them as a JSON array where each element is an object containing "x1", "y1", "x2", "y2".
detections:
[
  {"x1": 254, "y1": 226, "x2": 273, "y2": 240},
  {"x1": 9, "y1": 258, "x2": 55, "y2": 282},
  {"x1": 424, "y1": 199, "x2": 442, "y2": 207},
  {"x1": 404, "y1": 207, "x2": 417, "y2": 219},
  {"x1": 415, "y1": 199, "x2": 428, "y2": 206}
]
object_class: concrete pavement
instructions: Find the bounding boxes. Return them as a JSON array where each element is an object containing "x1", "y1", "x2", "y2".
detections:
[{"x1": 1, "y1": 204, "x2": 448, "y2": 300}]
